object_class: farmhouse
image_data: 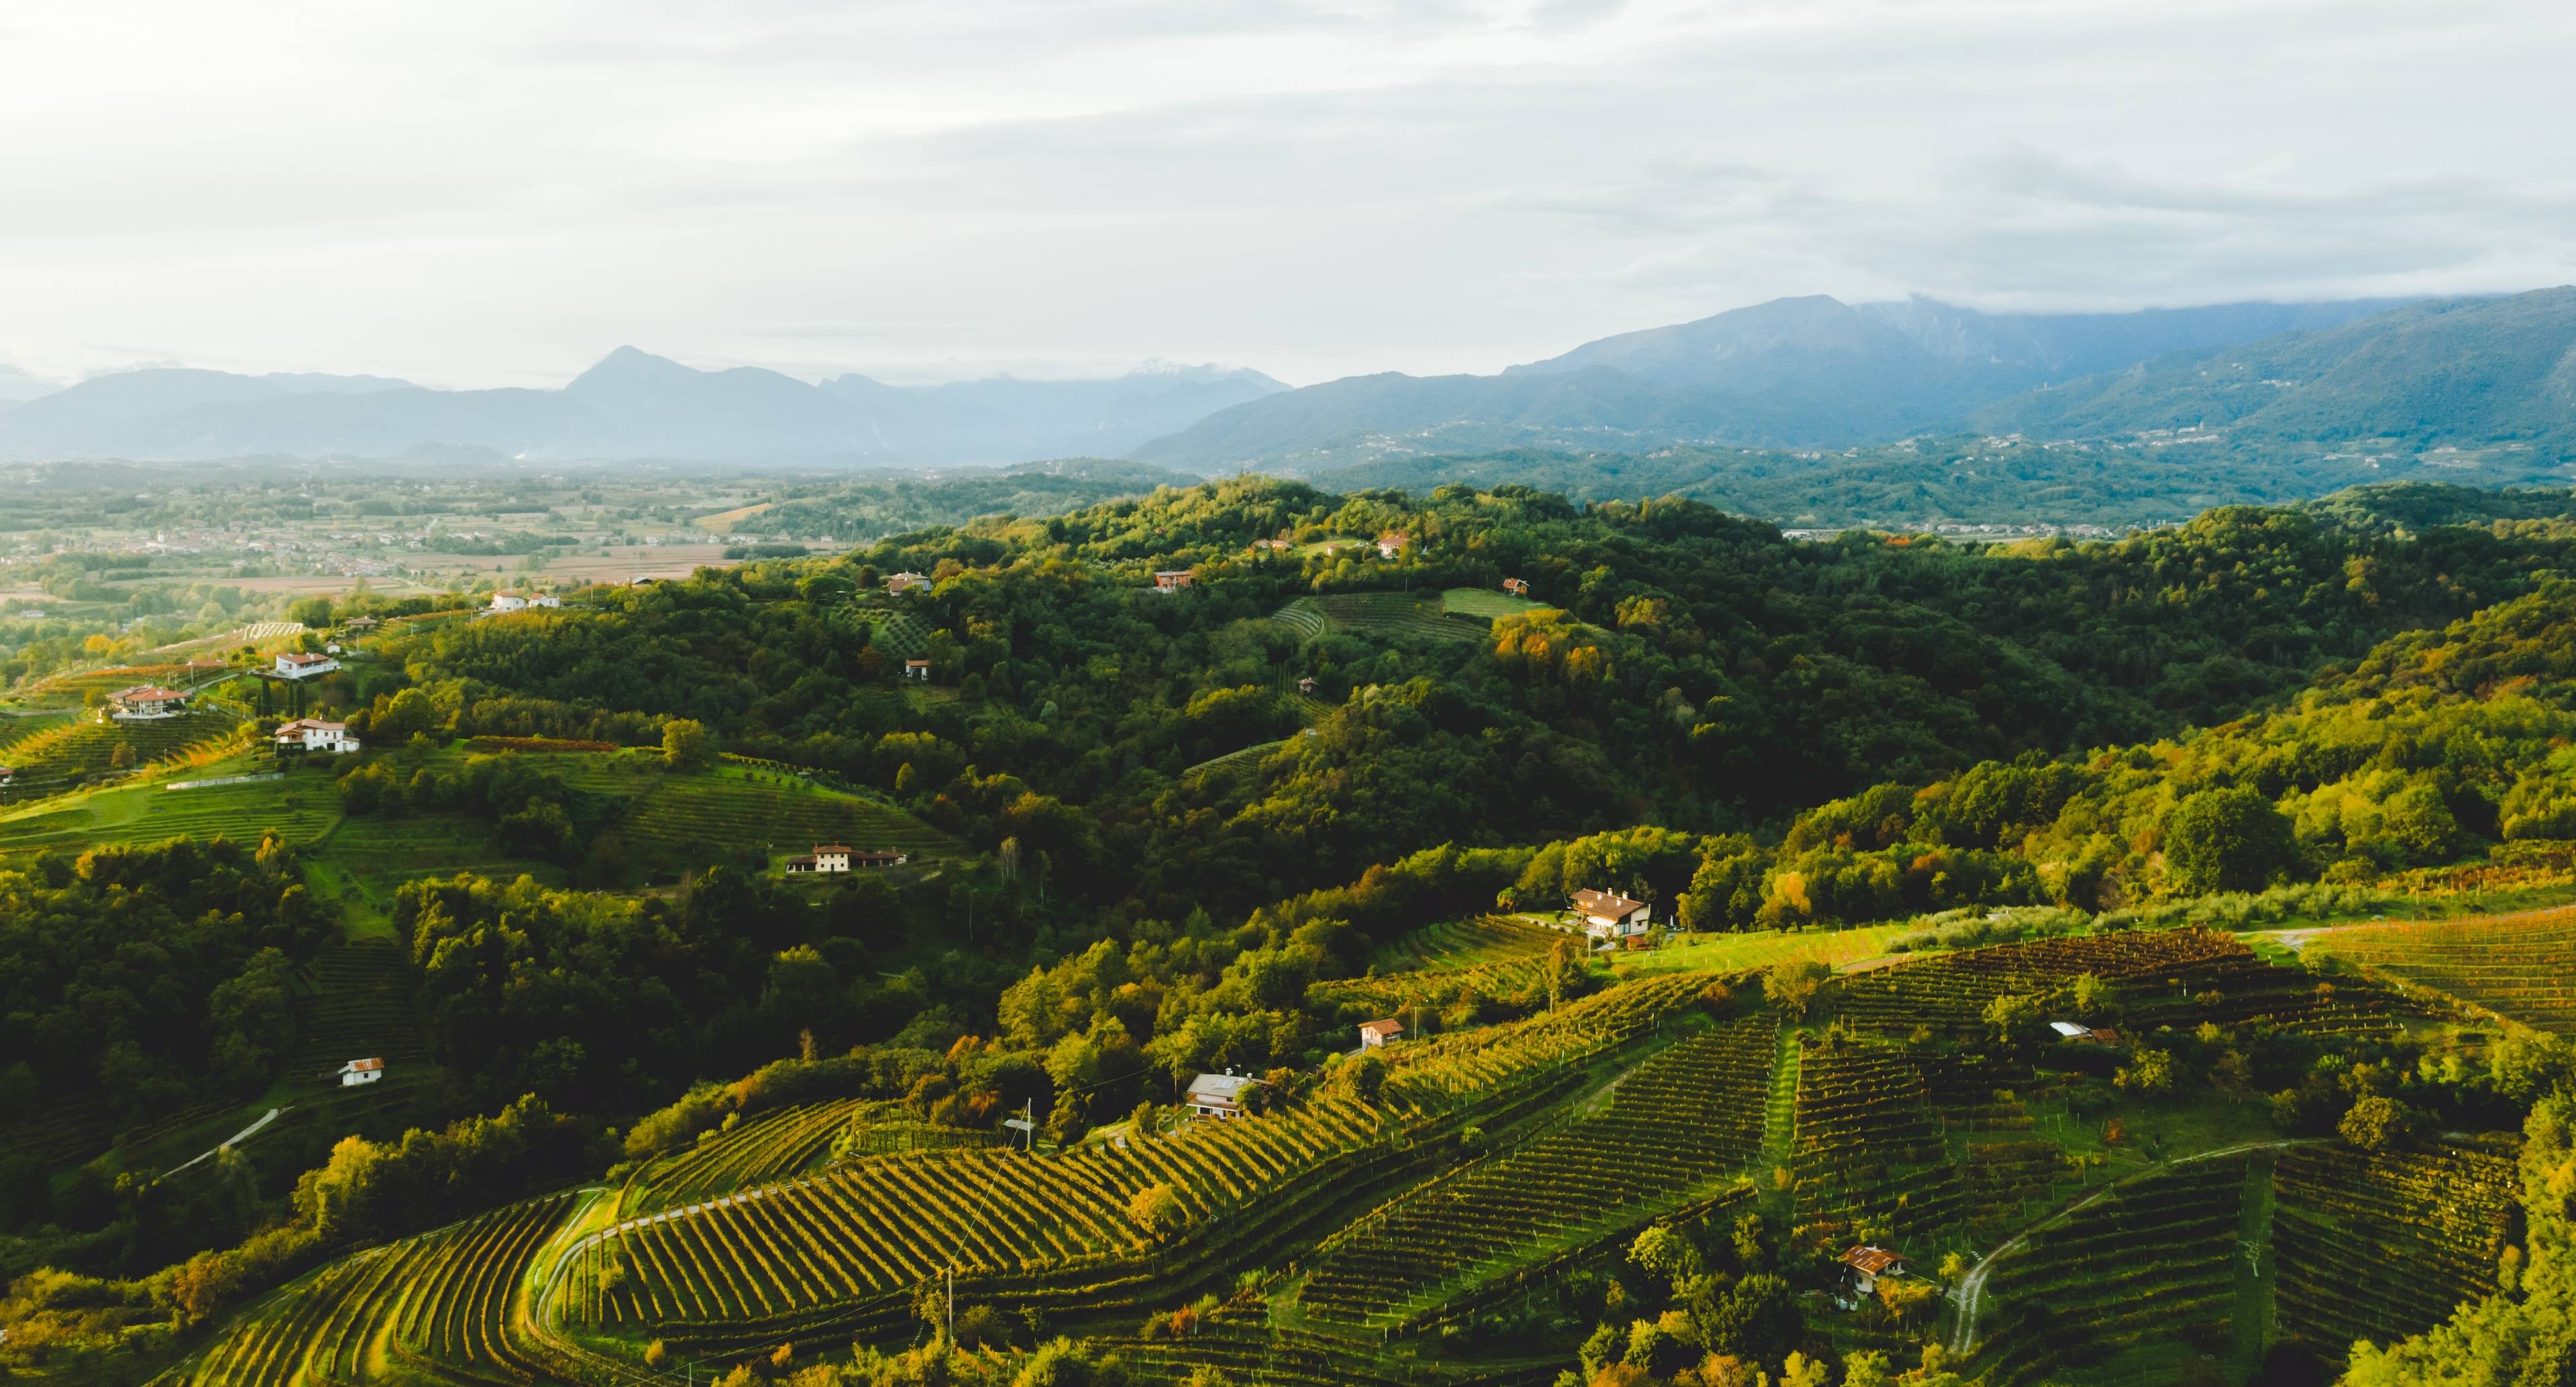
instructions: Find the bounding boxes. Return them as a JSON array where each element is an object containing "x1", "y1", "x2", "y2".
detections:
[
  {"x1": 903, "y1": 658, "x2": 932, "y2": 681},
  {"x1": 341, "y1": 616, "x2": 382, "y2": 633},
  {"x1": 1836, "y1": 1245, "x2": 1911, "y2": 1307},
  {"x1": 885, "y1": 571, "x2": 930, "y2": 595},
  {"x1": 1376, "y1": 531, "x2": 1411, "y2": 558},
  {"x1": 337, "y1": 1057, "x2": 385, "y2": 1088},
  {"x1": 1503, "y1": 577, "x2": 1530, "y2": 596},
  {"x1": 786, "y1": 845, "x2": 911, "y2": 874},
  {"x1": 1184, "y1": 1071, "x2": 1263, "y2": 1121},
  {"x1": 274, "y1": 718, "x2": 361, "y2": 754},
  {"x1": 109, "y1": 685, "x2": 189, "y2": 720},
  {"x1": 1358, "y1": 1018, "x2": 1403, "y2": 1049},
  {"x1": 1572, "y1": 887, "x2": 1652, "y2": 942},
  {"x1": 1152, "y1": 570, "x2": 1195, "y2": 592},
  {"x1": 2049, "y1": 1021, "x2": 2122, "y2": 1044},
  {"x1": 486, "y1": 592, "x2": 561, "y2": 614},
  {"x1": 1297, "y1": 676, "x2": 1318, "y2": 694},
  {"x1": 274, "y1": 651, "x2": 339, "y2": 679}
]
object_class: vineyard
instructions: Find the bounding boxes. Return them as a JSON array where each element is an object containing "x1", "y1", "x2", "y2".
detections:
[
  {"x1": 865, "y1": 610, "x2": 935, "y2": 659},
  {"x1": 0, "y1": 709, "x2": 246, "y2": 804},
  {"x1": 172, "y1": 1194, "x2": 580, "y2": 1387},
  {"x1": 89, "y1": 928, "x2": 2535, "y2": 1387},
  {"x1": 1269, "y1": 594, "x2": 1485, "y2": 645},
  {"x1": 2306, "y1": 907, "x2": 2576, "y2": 1032},
  {"x1": 1369, "y1": 916, "x2": 1559, "y2": 973},
  {"x1": 1835, "y1": 928, "x2": 2402, "y2": 1040},
  {"x1": 1971, "y1": 1157, "x2": 2252, "y2": 1386},
  {"x1": 1294, "y1": 1015, "x2": 1773, "y2": 1328},
  {"x1": 618, "y1": 775, "x2": 961, "y2": 865},
  {"x1": 629, "y1": 1099, "x2": 873, "y2": 1213},
  {"x1": 2269, "y1": 1139, "x2": 2516, "y2": 1355},
  {"x1": 1790, "y1": 1040, "x2": 1962, "y2": 1246}
]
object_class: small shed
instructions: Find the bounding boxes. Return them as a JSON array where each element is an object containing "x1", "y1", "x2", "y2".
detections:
[
  {"x1": 1297, "y1": 676, "x2": 1318, "y2": 694},
  {"x1": 1358, "y1": 1018, "x2": 1403, "y2": 1049},
  {"x1": 2049, "y1": 1021, "x2": 2121, "y2": 1045},
  {"x1": 337, "y1": 1057, "x2": 385, "y2": 1088},
  {"x1": 1503, "y1": 577, "x2": 1530, "y2": 596},
  {"x1": 1152, "y1": 570, "x2": 1195, "y2": 592},
  {"x1": 1184, "y1": 1071, "x2": 1263, "y2": 1121},
  {"x1": 903, "y1": 658, "x2": 932, "y2": 681},
  {"x1": 886, "y1": 571, "x2": 930, "y2": 594}
]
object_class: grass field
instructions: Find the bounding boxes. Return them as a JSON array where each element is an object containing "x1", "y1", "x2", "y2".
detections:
[
  {"x1": 0, "y1": 755, "x2": 340, "y2": 860},
  {"x1": 1613, "y1": 922, "x2": 1924, "y2": 976},
  {"x1": 620, "y1": 768, "x2": 963, "y2": 866},
  {"x1": 1438, "y1": 586, "x2": 1548, "y2": 620}
]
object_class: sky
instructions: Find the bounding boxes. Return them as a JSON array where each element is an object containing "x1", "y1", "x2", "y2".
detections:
[{"x1": 0, "y1": 0, "x2": 2569, "y2": 391}]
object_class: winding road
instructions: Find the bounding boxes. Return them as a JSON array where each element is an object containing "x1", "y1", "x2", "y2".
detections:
[{"x1": 1947, "y1": 1138, "x2": 2324, "y2": 1357}]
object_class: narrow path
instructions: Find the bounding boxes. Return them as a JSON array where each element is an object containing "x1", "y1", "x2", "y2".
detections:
[
  {"x1": 1947, "y1": 1138, "x2": 2324, "y2": 1357},
  {"x1": 162, "y1": 1105, "x2": 289, "y2": 1177},
  {"x1": 1758, "y1": 1025, "x2": 1799, "y2": 1190}
]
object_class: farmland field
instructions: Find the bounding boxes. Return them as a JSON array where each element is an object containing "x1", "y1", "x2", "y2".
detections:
[
  {"x1": 2302, "y1": 906, "x2": 2576, "y2": 1030},
  {"x1": 1438, "y1": 586, "x2": 1547, "y2": 620}
]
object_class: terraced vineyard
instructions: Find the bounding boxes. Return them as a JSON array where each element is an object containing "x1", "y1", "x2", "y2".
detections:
[
  {"x1": 630, "y1": 1099, "x2": 871, "y2": 1213},
  {"x1": 2270, "y1": 1139, "x2": 2516, "y2": 1357},
  {"x1": 867, "y1": 610, "x2": 936, "y2": 658},
  {"x1": 1972, "y1": 1157, "x2": 2251, "y2": 1386},
  {"x1": 1370, "y1": 916, "x2": 1560, "y2": 972},
  {"x1": 172, "y1": 1194, "x2": 580, "y2": 1387},
  {"x1": 619, "y1": 776, "x2": 961, "y2": 863},
  {"x1": 289, "y1": 938, "x2": 431, "y2": 1080},
  {"x1": 0, "y1": 710, "x2": 246, "y2": 804},
  {"x1": 104, "y1": 928, "x2": 2522, "y2": 1387},
  {"x1": 1790, "y1": 1040, "x2": 1961, "y2": 1245},
  {"x1": 1837, "y1": 928, "x2": 2400, "y2": 1040},
  {"x1": 1270, "y1": 593, "x2": 1484, "y2": 645},
  {"x1": 567, "y1": 1095, "x2": 1392, "y2": 1339},
  {"x1": 0, "y1": 710, "x2": 72, "y2": 754},
  {"x1": 2306, "y1": 907, "x2": 2576, "y2": 1031},
  {"x1": 1295, "y1": 1016, "x2": 1772, "y2": 1327}
]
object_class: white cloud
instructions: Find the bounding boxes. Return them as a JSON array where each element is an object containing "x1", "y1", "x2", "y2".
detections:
[{"x1": 0, "y1": 0, "x2": 2566, "y2": 388}]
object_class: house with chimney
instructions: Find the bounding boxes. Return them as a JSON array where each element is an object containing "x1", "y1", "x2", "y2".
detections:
[{"x1": 1572, "y1": 888, "x2": 1652, "y2": 944}]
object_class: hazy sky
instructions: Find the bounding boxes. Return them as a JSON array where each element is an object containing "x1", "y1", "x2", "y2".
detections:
[{"x1": 1, "y1": 0, "x2": 2569, "y2": 389}]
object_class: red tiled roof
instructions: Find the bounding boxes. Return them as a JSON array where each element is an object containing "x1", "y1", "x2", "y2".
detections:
[{"x1": 1841, "y1": 1245, "x2": 1907, "y2": 1276}]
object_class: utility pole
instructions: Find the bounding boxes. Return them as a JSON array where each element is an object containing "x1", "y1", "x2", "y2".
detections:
[{"x1": 945, "y1": 1264, "x2": 955, "y2": 1345}]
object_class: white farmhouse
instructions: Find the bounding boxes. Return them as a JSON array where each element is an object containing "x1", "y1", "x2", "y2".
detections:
[
  {"x1": 274, "y1": 651, "x2": 339, "y2": 679},
  {"x1": 1184, "y1": 1071, "x2": 1263, "y2": 1121},
  {"x1": 1573, "y1": 887, "x2": 1652, "y2": 944},
  {"x1": 274, "y1": 718, "x2": 362, "y2": 754}
]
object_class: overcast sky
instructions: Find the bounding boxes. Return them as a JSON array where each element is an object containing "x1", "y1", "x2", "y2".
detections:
[{"x1": 1, "y1": 0, "x2": 2569, "y2": 390}]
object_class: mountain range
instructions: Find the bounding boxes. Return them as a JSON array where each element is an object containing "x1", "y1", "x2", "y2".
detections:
[
  {"x1": 0, "y1": 352, "x2": 1285, "y2": 466},
  {"x1": 4, "y1": 289, "x2": 2571, "y2": 472}
]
